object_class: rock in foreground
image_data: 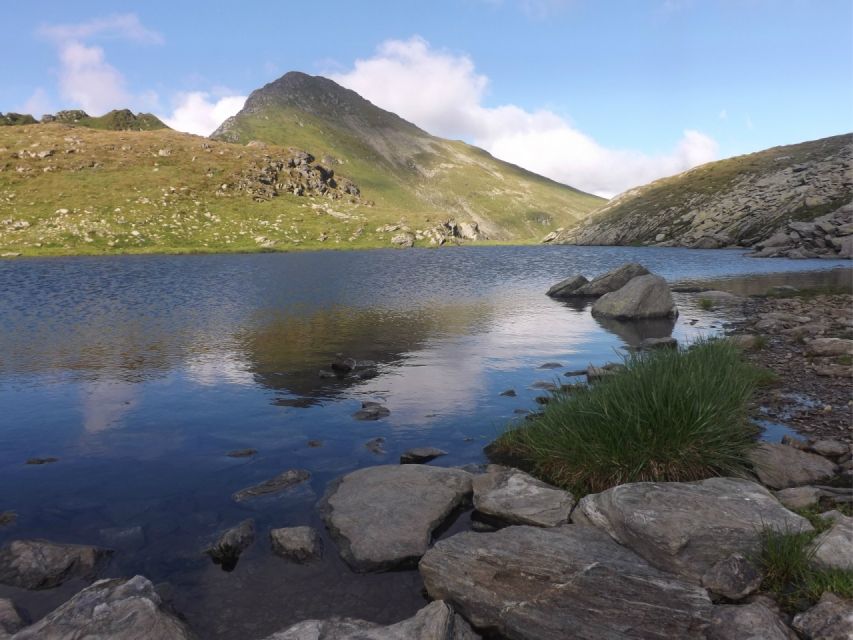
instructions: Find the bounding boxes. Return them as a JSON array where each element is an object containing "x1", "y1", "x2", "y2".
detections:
[
  {"x1": 574, "y1": 477, "x2": 812, "y2": 582},
  {"x1": 12, "y1": 575, "x2": 195, "y2": 640},
  {"x1": 792, "y1": 592, "x2": 853, "y2": 640},
  {"x1": 420, "y1": 525, "x2": 712, "y2": 640},
  {"x1": 322, "y1": 465, "x2": 472, "y2": 572},
  {"x1": 262, "y1": 600, "x2": 479, "y2": 640},
  {"x1": 0, "y1": 540, "x2": 111, "y2": 590},
  {"x1": 472, "y1": 466, "x2": 573, "y2": 527},
  {"x1": 270, "y1": 526, "x2": 323, "y2": 563},
  {"x1": 591, "y1": 274, "x2": 678, "y2": 320}
]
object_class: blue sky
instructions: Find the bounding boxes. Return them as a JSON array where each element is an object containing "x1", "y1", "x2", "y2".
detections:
[{"x1": 2, "y1": 0, "x2": 850, "y2": 196}]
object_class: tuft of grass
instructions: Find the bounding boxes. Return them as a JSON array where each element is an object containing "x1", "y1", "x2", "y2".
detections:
[
  {"x1": 753, "y1": 334, "x2": 770, "y2": 350},
  {"x1": 699, "y1": 297, "x2": 714, "y2": 310},
  {"x1": 836, "y1": 354, "x2": 853, "y2": 366},
  {"x1": 492, "y1": 339, "x2": 762, "y2": 495},
  {"x1": 756, "y1": 525, "x2": 853, "y2": 611}
]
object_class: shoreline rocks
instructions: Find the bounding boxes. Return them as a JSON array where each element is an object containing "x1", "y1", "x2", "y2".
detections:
[
  {"x1": 0, "y1": 540, "x2": 112, "y2": 590},
  {"x1": 472, "y1": 465, "x2": 573, "y2": 527},
  {"x1": 591, "y1": 274, "x2": 679, "y2": 319},
  {"x1": 321, "y1": 465, "x2": 472, "y2": 572}
]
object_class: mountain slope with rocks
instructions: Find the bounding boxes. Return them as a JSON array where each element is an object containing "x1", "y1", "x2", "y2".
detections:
[
  {"x1": 212, "y1": 71, "x2": 604, "y2": 243},
  {"x1": 549, "y1": 133, "x2": 852, "y2": 258}
]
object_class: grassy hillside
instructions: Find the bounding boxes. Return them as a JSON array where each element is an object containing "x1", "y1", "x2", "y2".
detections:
[
  {"x1": 0, "y1": 123, "x2": 387, "y2": 256},
  {"x1": 555, "y1": 133, "x2": 852, "y2": 248},
  {"x1": 212, "y1": 72, "x2": 604, "y2": 241}
]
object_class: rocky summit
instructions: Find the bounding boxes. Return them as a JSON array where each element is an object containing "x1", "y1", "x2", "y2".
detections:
[{"x1": 549, "y1": 133, "x2": 852, "y2": 258}]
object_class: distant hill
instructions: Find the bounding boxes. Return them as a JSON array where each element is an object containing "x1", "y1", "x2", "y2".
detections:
[
  {"x1": 550, "y1": 133, "x2": 852, "y2": 258},
  {"x1": 1, "y1": 113, "x2": 38, "y2": 126},
  {"x1": 212, "y1": 71, "x2": 604, "y2": 242},
  {"x1": 41, "y1": 109, "x2": 169, "y2": 131}
]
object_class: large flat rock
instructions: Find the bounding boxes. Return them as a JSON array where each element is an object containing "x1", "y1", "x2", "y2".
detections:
[
  {"x1": 574, "y1": 477, "x2": 812, "y2": 582},
  {"x1": 262, "y1": 600, "x2": 479, "y2": 639},
  {"x1": 419, "y1": 525, "x2": 712, "y2": 640},
  {"x1": 749, "y1": 443, "x2": 837, "y2": 489},
  {"x1": 12, "y1": 575, "x2": 195, "y2": 639},
  {"x1": 472, "y1": 466, "x2": 573, "y2": 527},
  {"x1": 322, "y1": 465, "x2": 472, "y2": 572},
  {"x1": 0, "y1": 540, "x2": 111, "y2": 590}
]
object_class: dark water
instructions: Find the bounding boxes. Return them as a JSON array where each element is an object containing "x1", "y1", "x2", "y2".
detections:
[{"x1": 0, "y1": 246, "x2": 847, "y2": 637}]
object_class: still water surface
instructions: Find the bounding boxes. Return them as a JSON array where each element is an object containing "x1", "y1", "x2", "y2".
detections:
[{"x1": 0, "y1": 245, "x2": 847, "y2": 637}]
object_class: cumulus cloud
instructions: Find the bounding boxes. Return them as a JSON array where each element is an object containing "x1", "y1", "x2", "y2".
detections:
[
  {"x1": 162, "y1": 92, "x2": 247, "y2": 136},
  {"x1": 331, "y1": 37, "x2": 718, "y2": 197},
  {"x1": 38, "y1": 13, "x2": 163, "y2": 115},
  {"x1": 20, "y1": 87, "x2": 53, "y2": 119}
]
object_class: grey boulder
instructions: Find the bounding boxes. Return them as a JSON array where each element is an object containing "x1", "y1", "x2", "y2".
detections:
[
  {"x1": 701, "y1": 553, "x2": 763, "y2": 600},
  {"x1": 591, "y1": 274, "x2": 678, "y2": 320},
  {"x1": 270, "y1": 526, "x2": 323, "y2": 563},
  {"x1": 472, "y1": 465, "x2": 573, "y2": 527},
  {"x1": 419, "y1": 525, "x2": 712, "y2": 640},
  {"x1": 204, "y1": 519, "x2": 254, "y2": 570},
  {"x1": 809, "y1": 512, "x2": 853, "y2": 571},
  {"x1": 545, "y1": 274, "x2": 588, "y2": 298},
  {"x1": 321, "y1": 465, "x2": 472, "y2": 571},
  {"x1": 749, "y1": 443, "x2": 837, "y2": 489},
  {"x1": 0, "y1": 599, "x2": 24, "y2": 637},
  {"x1": 706, "y1": 599, "x2": 796, "y2": 640},
  {"x1": 12, "y1": 575, "x2": 195, "y2": 639},
  {"x1": 792, "y1": 592, "x2": 853, "y2": 640},
  {"x1": 0, "y1": 540, "x2": 112, "y2": 590},
  {"x1": 576, "y1": 263, "x2": 650, "y2": 297},
  {"x1": 574, "y1": 477, "x2": 812, "y2": 582},
  {"x1": 262, "y1": 600, "x2": 479, "y2": 639}
]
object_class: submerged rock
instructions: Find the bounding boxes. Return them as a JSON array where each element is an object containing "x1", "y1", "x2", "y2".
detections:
[
  {"x1": 472, "y1": 466, "x2": 573, "y2": 527},
  {"x1": 419, "y1": 525, "x2": 712, "y2": 640},
  {"x1": 574, "y1": 477, "x2": 812, "y2": 582},
  {"x1": 321, "y1": 465, "x2": 472, "y2": 572},
  {"x1": 749, "y1": 443, "x2": 837, "y2": 489},
  {"x1": 12, "y1": 575, "x2": 195, "y2": 640},
  {"x1": 270, "y1": 526, "x2": 323, "y2": 563},
  {"x1": 0, "y1": 540, "x2": 112, "y2": 590},
  {"x1": 204, "y1": 519, "x2": 255, "y2": 571},
  {"x1": 591, "y1": 274, "x2": 679, "y2": 320},
  {"x1": 232, "y1": 469, "x2": 311, "y2": 502},
  {"x1": 262, "y1": 600, "x2": 479, "y2": 640},
  {"x1": 353, "y1": 401, "x2": 391, "y2": 421},
  {"x1": 400, "y1": 447, "x2": 447, "y2": 464},
  {"x1": 226, "y1": 448, "x2": 257, "y2": 458}
]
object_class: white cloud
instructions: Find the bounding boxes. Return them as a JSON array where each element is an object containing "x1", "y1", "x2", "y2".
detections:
[
  {"x1": 331, "y1": 37, "x2": 718, "y2": 197},
  {"x1": 162, "y1": 92, "x2": 246, "y2": 136},
  {"x1": 20, "y1": 87, "x2": 53, "y2": 118},
  {"x1": 38, "y1": 13, "x2": 163, "y2": 116}
]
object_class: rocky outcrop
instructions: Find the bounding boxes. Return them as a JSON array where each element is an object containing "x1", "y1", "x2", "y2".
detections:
[
  {"x1": 321, "y1": 465, "x2": 472, "y2": 571},
  {"x1": 0, "y1": 540, "x2": 111, "y2": 590},
  {"x1": 551, "y1": 133, "x2": 853, "y2": 258},
  {"x1": 234, "y1": 149, "x2": 361, "y2": 202},
  {"x1": 591, "y1": 274, "x2": 679, "y2": 319},
  {"x1": 545, "y1": 274, "x2": 588, "y2": 298},
  {"x1": 12, "y1": 575, "x2": 195, "y2": 640},
  {"x1": 792, "y1": 592, "x2": 853, "y2": 640},
  {"x1": 262, "y1": 600, "x2": 479, "y2": 640},
  {"x1": 573, "y1": 477, "x2": 812, "y2": 582},
  {"x1": 419, "y1": 525, "x2": 713, "y2": 639},
  {"x1": 270, "y1": 526, "x2": 323, "y2": 563},
  {"x1": 0, "y1": 113, "x2": 37, "y2": 127},
  {"x1": 748, "y1": 443, "x2": 837, "y2": 489},
  {"x1": 471, "y1": 466, "x2": 573, "y2": 527}
]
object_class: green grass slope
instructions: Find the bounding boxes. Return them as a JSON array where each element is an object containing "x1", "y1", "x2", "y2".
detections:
[
  {"x1": 555, "y1": 133, "x2": 852, "y2": 248},
  {"x1": 212, "y1": 72, "x2": 604, "y2": 241}
]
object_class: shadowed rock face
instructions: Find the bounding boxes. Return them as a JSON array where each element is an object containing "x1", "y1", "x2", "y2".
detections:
[
  {"x1": 261, "y1": 600, "x2": 479, "y2": 640},
  {"x1": 0, "y1": 540, "x2": 112, "y2": 590},
  {"x1": 321, "y1": 465, "x2": 472, "y2": 572},
  {"x1": 419, "y1": 525, "x2": 712, "y2": 640},
  {"x1": 12, "y1": 575, "x2": 195, "y2": 640},
  {"x1": 574, "y1": 477, "x2": 813, "y2": 582}
]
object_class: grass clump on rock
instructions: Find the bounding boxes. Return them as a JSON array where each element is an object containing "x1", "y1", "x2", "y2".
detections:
[
  {"x1": 492, "y1": 339, "x2": 763, "y2": 494},
  {"x1": 757, "y1": 525, "x2": 853, "y2": 611}
]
